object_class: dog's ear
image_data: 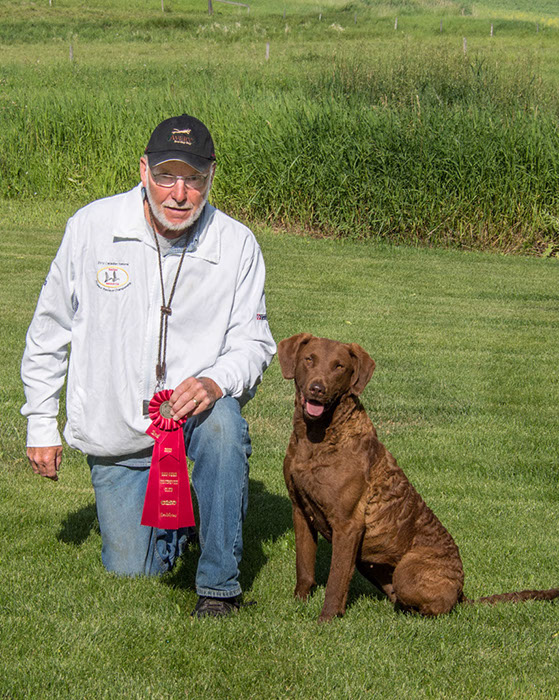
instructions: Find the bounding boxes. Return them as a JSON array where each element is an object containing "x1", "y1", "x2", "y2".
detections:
[
  {"x1": 347, "y1": 343, "x2": 375, "y2": 395},
  {"x1": 277, "y1": 333, "x2": 314, "y2": 379}
]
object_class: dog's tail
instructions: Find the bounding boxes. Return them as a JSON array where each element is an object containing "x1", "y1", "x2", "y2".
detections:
[{"x1": 461, "y1": 588, "x2": 559, "y2": 606}]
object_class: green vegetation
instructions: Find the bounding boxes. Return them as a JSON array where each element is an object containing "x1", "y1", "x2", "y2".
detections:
[
  {"x1": 2, "y1": 212, "x2": 559, "y2": 698},
  {"x1": 1, "y1": 0, "x2": 558, "y2": 251},
  {"x1": 1, "y1": 1, "x2": 559, "y2": 696}
]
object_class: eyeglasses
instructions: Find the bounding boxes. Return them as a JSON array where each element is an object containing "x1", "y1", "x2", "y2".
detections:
[{"x1": 151, "y1": 171, "x2": 210, "y2": 190}]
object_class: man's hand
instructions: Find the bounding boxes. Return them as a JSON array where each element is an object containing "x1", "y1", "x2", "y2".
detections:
[
  {"x1": 27, "y1": 445, "x2": 63, "y2": 481},
  {"x1": 169, "y1": 377, "x2": 223, "y2": 421}
]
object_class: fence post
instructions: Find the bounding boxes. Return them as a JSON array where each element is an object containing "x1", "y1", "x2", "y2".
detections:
[
  {"x1": 265, "y1": 42, "x2": 270, "y2": 61},
  {"x1": 208, "y1": 0, "x2": 213, "y2": 14},
  {"x1": 490, "y1": 23, "x2": 493, "y2": 37},
  {"x1": 394, "y1": 17, "x2": 398, "y2": 30},
  {"x1": 463, "y1": 37, "x2": 467, "y2": 55}
]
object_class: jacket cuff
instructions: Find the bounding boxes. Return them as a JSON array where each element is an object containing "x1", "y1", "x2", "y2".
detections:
[{"x1": 26, "y1": 417, "x2": 62, "y2": 448}]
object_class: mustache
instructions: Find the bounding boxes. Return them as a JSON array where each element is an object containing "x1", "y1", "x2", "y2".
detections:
[{"x1": 163, "y1": 203, "x2": 193, "y2": 211}]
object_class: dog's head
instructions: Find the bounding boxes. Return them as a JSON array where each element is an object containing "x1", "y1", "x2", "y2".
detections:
[{"x1": 277, "y1": 333, "x2": 375, "y2": 421}]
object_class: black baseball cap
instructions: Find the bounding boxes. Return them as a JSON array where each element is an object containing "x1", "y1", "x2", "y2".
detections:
[{"x1": 145, "y1": 114, "x2": 216, "y2": 172}]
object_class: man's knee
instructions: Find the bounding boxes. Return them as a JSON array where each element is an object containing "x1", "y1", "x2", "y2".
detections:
[
  {"x1": 187, "y1": 396, "x2": 251, "y2": 460},
  {"x1": 90, "y1": 463, "x2": 186, "y2": 577}
]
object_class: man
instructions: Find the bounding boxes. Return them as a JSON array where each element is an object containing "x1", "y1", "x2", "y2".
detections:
[{"x1": 21, "y1": 114, "x2": 276, "y2": 618}]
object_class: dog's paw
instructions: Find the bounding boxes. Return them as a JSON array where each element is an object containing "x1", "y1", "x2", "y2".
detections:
[
  {"x1": 318, "y1": 604, "x2": 344, "y2": 622},
  {"x1": 294, "y1": 586, "x2": 313, "y2": 600},
  {"x1": 318, "y1": 611, "x2": 339, "y2": 623}
]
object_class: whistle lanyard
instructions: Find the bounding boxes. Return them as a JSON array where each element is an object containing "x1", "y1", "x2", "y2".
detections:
[{"x1": 146, "y1": 204, "x2": 189, "y2": 392}]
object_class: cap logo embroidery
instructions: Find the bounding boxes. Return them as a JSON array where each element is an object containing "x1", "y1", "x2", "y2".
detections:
[{"x1": 170, "y1": 128, "x2": 194, "y2": 146}]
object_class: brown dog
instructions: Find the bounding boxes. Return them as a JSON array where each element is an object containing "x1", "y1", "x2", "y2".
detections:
[{"x1": 278, "y1": 333, "x2": 559, "y2": 621}]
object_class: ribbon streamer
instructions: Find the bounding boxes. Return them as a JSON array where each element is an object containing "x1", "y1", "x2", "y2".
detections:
[{"x1": 141, "y1": 390, "x2": 195, "y2": 529}]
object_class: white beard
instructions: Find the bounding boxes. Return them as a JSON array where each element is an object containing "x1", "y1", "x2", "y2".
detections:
[{"x1": 145, "y1": 178, "x2": 209, "y2": 235}]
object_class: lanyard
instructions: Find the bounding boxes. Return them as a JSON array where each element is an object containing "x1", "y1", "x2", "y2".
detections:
[{"x1": 146, "y1": 204, "x2": 189, "y2": 392}]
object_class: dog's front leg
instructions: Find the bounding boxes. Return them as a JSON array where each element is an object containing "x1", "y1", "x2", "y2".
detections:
[
  {"x1": 292, "y1": 504, "x2": 318, "y2": 600},
  {"x1": 319, "y1": 526, "x2": 363, "y2": 622}
]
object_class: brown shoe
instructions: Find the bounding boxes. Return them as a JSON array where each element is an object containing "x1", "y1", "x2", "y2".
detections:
[{"x1": 191, "y1": 595, "x2": 242, "y2": 618}]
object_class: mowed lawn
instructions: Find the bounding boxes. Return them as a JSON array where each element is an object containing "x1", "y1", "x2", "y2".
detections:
[
  {"x1": 1, "y1": 214, "x2": 558, "y2": 698},
  {"x1": 1, "y1": 0, "x2": 558, "y2": 696}
]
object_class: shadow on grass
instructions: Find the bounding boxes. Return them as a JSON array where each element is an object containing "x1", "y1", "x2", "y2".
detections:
[{"x1": 57, "y1": 503, "x2": 99, "y2": 544}]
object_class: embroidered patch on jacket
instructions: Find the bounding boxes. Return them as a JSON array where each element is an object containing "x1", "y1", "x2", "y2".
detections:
[
  {"x1": 96, "y1": 265, "x2": 131, "y2": 291},
  {"x1": 256, "y1": 313, "x2": 267, "y2": 321}
]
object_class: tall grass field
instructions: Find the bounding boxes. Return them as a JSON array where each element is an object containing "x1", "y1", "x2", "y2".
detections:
[
  {"x1": 1, "y1": 0, "x2": 559, "y2": 251},
  {"x1": 1, "y1": 0, "x2": 559, "y2": 697}
]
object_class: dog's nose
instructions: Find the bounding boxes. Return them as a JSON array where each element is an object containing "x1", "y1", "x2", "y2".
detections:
[{"x1": 309, "y1": 382, "x2": 326, "y2": 398}]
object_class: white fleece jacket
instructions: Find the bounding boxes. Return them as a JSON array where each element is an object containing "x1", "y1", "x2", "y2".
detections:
[{"x1": 21, "y1": 184, "x2": 276, "y2": 456}]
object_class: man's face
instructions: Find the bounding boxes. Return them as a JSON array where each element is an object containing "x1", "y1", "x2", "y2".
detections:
[{"x1": 140, "y1": 157, "x2": 213, "y2": 238}]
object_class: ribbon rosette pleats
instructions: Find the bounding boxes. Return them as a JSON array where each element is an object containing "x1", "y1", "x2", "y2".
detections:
[{"x1": 141, "y1": 390, "x2": 195, "y2": 529}]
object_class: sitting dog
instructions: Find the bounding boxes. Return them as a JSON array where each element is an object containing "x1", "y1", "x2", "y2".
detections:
[{"x1": 278, "y1": 333, "x2": 559, "y2": 621}]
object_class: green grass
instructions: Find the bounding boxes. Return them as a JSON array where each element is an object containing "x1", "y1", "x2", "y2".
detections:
[
  {"x1": 1, "y1": 1, "x2": 559, "y2": 696},
  {"x1": 1, "y1": 203, "x2": 559, "y2": 698},
  {"x1": 477, "y1": 0, "x2": 558, "y2": 18},
  {"x1": 0, "y1": 0, "x2": 558, "y2": 251}
]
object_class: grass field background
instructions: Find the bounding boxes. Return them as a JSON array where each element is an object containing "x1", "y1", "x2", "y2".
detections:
[
  {"x1": 1, "y1": 0, "x2": 559, "y2": 251},
  {"x1": 1, "y1": 0, "x2": 559, "y2": 696}
]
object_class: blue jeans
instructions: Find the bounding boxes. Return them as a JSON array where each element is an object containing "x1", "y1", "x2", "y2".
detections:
[{"x1": 88, "y1": 396, "x2": 251, "y2": 598}]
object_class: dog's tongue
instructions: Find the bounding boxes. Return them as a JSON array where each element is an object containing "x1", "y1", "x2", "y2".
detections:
[{"x1": 305, "y1": 400, "x2": 325, "y2": 418}]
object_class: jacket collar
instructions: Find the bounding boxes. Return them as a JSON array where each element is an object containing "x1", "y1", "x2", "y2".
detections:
[{"x1": 113, "y1": 184, "x2": 221, "y2": 264}]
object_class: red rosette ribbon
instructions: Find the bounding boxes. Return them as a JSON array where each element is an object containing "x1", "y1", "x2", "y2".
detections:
[{"x1": 141, "y1": 390, "x2": 195, "y2": 530}]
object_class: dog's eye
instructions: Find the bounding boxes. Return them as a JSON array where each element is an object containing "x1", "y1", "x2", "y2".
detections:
[{"x1": 305, "y1": 356, "x2": 313, "y2": 366}]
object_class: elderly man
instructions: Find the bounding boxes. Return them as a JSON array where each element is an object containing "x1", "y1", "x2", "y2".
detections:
[{"x1": 21, "y1": 114, "x2": 276, "y2": 618}]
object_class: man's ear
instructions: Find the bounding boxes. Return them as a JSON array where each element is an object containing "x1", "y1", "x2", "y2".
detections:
[
  {"x1": 347, "y1": 343, "x2": 375, "y2": 395},
  {"x1": 140, "y1": 156, "x2": 149, "y2": 189},
  {"x1": 277, "y1": 333, "x2": 314, "y2": 379}
]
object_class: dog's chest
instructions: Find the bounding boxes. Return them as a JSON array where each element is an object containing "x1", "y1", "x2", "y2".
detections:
[
  {"x1": 287, "y1": 440, "x2": 368, "y2": 531},
  {"x1": 289, "y1": 461, "x2": 339, "y2": 537},
  {"x1": 290, "y1": 453, "x2": 338, "y2": 500}
]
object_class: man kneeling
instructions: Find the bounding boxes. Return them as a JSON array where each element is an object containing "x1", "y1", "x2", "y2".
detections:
[{"x1": 21, "y1": 114, "x2": 276, "y2": 618}]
